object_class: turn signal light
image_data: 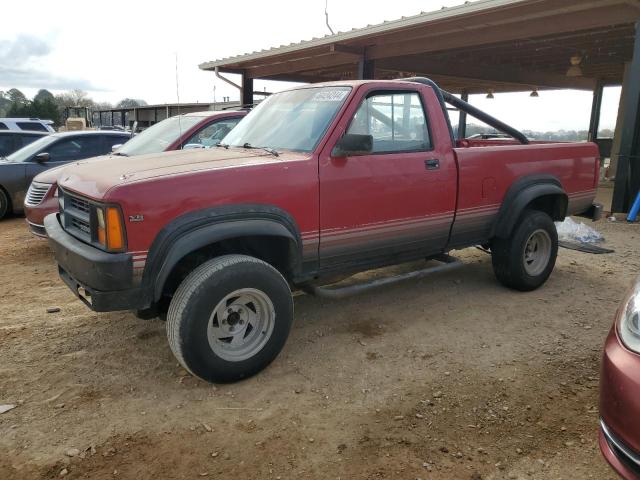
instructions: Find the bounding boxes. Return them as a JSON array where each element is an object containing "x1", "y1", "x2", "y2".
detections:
[{"x1": 106, "y1": 207, "x2": 124, "y2": 251}]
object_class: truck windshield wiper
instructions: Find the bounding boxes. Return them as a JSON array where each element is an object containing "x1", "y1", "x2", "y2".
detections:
[
  {"x1": 112, "y1": 152, "x2": 128, "y2": 157},
  {"x1": 242, "y1": 142, "x2": 279, "y2": 157},
  {"x1": 216, "y1": 142, "x2": 229, "y2": 149}
]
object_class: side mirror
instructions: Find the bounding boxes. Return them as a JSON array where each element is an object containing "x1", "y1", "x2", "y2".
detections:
[
  {"x1": 111, "y1": 144, "x2": 123, "y2": 152},
  {"x1": 331, "y1": 134, "x2": 373, "y2": 157},
  {"x1": 183, "y1": 143, "x2": 204, "y2": 150},
  {"x1": 34, "y1": 152, "x2": 50, "y2": 163}
]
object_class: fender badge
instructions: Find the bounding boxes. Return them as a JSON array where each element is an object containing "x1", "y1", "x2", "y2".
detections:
[{"x1": 129, "y1": 214, "x2": 144, "y2": 222}]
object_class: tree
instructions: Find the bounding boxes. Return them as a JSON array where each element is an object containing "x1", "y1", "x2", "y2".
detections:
[
  {"x1": 0, "y1": 91, "x2": 11, "y2": 117},
  {"x1": 54, "y1": 89, "x2": 94, "y2": 109},
  {"x1": 116, "y1": 98, "x2": 147, "y2": 108},
  {"x1": 7, "y1": 88, "x2": 28, "y2": 106},
  {"x1": 34, "y1": 89, "x2": 54, "y2": 103}
]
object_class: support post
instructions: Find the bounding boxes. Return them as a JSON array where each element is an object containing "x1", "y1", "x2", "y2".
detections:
[
  {"x1": 241, "y1": 73, "x2": 254, "y2": 106},
  {"x1": 457, "y1": 90, "x2": 468, "y2": 140},
  {"x1": 357, "y1": 57, "x2": 375, "y2": 79},
  {"x1": 588, "y1": 80, "x2": 604, "y2": 142},
  {"x1": 613, "y1": 21, "x2": 640, "y2": 212}
]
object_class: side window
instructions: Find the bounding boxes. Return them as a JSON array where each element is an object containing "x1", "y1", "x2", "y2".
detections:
[
  {"x1": 0, "y1": 135, "x2": 14, "y2": 156},
  {"x1": 46, "y1": 136, "x2": 104, "y2": 162},
  {"x1": 102, "y1": 135, "x2": 129, "y2": 154},
  {"x1": 0, "y1": 122, "x2": 8, "y2": 130},
  {"x1": 17, "y1": 122, "x2": 47, "y2": 132},
  {"x1": 346, "y1": 91, "x2": 431, "y2": 153},
  {"x1": 183, "y1": 118, "x2": 242, "y2": 148},
  {"x1": 20, "y1": 134, "x2": 44, "y2": 148}
]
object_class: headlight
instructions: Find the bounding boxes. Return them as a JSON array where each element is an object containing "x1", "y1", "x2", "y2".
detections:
[
  {"x1": 617, "y1": 278, "x2": 640, "y2": 353},
  {"x1": 94, "y1": 206, "x2": 125, "y2": 252}
]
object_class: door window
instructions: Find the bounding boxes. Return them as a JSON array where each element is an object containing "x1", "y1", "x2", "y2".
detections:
[
  {"x1": 346, "y1": 92, "x2": 431, "y2": 153},
  {"x1": 183, "y1": 117, "x2": 242, "y2": 148},
  {"x1": 46, "y1": 136, "x2": 104, "y2": 162},
  {"x1": 0, "y1": 135, "x2": 14, "y2": 156}
]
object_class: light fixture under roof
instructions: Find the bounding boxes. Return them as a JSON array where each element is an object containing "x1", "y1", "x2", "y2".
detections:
[
  {"x1": 530, "y1": 88, "x2": 539, "y2": 97},
  {"x1": 486, "y1": 89, "x2": 494, "y2": 99},
  {"x1": 566, "y1": 55, "x2": 583, "y2": 77}
]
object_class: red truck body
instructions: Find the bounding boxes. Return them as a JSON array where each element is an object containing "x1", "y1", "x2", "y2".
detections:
[
  {"x1": 44, "y1": 78, "x2": 600, "y2": 382},
  {"x1": 53, "y1": 81, "x2": 597, "y2": 270}
]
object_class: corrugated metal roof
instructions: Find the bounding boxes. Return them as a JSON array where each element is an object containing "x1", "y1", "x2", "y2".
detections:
[{"x1": 199, "y1": 0, "x2": 527, "y2": 70}]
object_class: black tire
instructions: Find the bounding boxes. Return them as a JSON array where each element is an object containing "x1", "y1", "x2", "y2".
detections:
[
  {"x1": 491, "y1": 209, "x2": 558, "y2": 291},
  {"x1": 166, "y1": 254, "x2": 293, "y2": 383},
  {"x1": 0, "y1": 189, "x2": 9, "y2": 220}
]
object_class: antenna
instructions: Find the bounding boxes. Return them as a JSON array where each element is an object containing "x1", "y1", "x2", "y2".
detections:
[
  {"x1": 325, "y1": 0, "x2": 335, "y2": 35},
  {"x1": 175, "y1": 52, "x2": 183, "y2": 143}
]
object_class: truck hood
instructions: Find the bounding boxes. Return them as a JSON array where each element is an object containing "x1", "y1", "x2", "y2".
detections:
[{"x1": 57, "y1": 148, "x2": 303, "y2": 199}]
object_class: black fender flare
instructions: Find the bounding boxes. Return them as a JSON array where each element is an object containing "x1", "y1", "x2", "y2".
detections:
[
  {"x1": 492, "y1": 175, "x2": 568, "y2": 239},
  {"x1": 140, "y1": 204, "x2": 302, "y2": 303}
]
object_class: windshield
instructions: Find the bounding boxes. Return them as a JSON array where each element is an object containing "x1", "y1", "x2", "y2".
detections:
[
  {"x1": 6, "y1": 135, "x2": 57, "y2": 162},
  {"x1": 117, "y1": 115, "x2": 203, "y2": 156},
  {"x1": 222, "y1": 86, "x2": 352, "y2": 152}
]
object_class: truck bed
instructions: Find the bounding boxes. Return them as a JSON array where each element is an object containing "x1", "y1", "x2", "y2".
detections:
[{"x1": 448, "y1": 141, "x2": 599, "y2": 248}]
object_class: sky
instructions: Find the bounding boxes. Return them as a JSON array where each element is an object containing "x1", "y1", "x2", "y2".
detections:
[{"x1": 0, "y1": 0, "x2": 622, "y2": 131}]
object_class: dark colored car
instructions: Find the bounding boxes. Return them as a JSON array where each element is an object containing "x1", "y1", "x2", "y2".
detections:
[
  {"x1": 0, "y1": 131, "x2": 130, "y2": 220},
  {"x1": 45, "y1": 78, "x2": 600, "y2": 383},
  {"x1": 599, "y1": 276, "x2": 640, "y2": 479},
  {"x1": 0, "y1": 130, "x2": 49, "y2": 157},
  {"x1": 24, "y1": 111, "x2": 245, "y2": 237}
]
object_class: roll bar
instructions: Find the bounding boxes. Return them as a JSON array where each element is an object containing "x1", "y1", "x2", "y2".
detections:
[{"x1": 403, "y1": 77, "x2": 529, "y2": 145}]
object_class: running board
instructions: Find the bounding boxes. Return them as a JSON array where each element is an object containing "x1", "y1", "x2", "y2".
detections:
[{"x1": 302, "y1": 255, "x2": 462, "y2": 299}]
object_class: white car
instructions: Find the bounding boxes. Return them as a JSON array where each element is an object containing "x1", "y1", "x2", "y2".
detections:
[{"x1": 0, "y1": 118, "x2": 55, "y2": 133}]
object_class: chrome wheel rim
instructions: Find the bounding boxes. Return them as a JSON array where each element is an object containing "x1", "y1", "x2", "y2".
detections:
[
  {"x1": 523, "y1": 229, "x2": 552, "y2": 276},
  {"x1": 207, "y1": 288, "x2": 275, "y2": 362}
]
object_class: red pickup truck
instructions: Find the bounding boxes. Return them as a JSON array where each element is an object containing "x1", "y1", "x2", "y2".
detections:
[{"x1": 45, "y1": 78, "x2": 601, "y2": 383}]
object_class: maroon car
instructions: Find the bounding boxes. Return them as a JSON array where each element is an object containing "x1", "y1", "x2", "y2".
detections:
[
  {"x1": 24, "y1": 110, "x2": 246, "y2": 237},
  {"x1": 600, "y1": 276, "x2": 640, "y2": 478}
]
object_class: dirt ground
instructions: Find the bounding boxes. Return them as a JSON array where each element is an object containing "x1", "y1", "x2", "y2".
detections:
[{"x1": 1, "y1": 213, "x2": 639, "y2": 480}]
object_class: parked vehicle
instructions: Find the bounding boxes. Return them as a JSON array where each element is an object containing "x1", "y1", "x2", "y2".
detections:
[
  {"x1": 0, "y1": 130, "x2": 49, "y2": 157},
  {"x1": 599, "y1": 276, "x2": 640, "y2": 479},
  {"x1": 24, "y1": 110, "x2": 245, "y2": 237},
  {"x1": 0, "y1": 118, "x2": 55, "y2": 133},
  {"x1": 0, "y1": 131, "x2": 130, "y2": 221},
  {"x1": 45, "y1": 78, "x2": 601, "y2": 383}
]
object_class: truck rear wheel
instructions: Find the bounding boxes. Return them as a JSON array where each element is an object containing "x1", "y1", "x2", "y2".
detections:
[
  {"x1": 166, "y1": 254, "x2": 293, "y2": 383},
  {"x1": 491, "y1": 209, "x2": 558, "y2": 291}
]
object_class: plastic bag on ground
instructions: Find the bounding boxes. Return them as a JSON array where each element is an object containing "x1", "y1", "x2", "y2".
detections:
[{"x1": 555, "y1": 217, "x2": 604, "y2": 243}]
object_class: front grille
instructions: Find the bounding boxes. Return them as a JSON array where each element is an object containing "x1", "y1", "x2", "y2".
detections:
[
  {"x1": 25, "y1": 182, "x2": 51, "y2": 206},
  {"x1": 69, "y1": 196, "x2": 90, "y2": 214},
  {"x1": 60, "y1": 189, "x2": 93, "y2": 244}
]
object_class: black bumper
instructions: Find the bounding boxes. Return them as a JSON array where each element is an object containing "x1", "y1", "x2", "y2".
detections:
[{"x1": 44, "y1": 213, "x2": 145, "y2": 312}]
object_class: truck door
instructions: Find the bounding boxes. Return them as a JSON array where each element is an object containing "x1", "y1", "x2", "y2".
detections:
[{"x1": 318, "y1": 86, "x2": 457, "y2": 269}]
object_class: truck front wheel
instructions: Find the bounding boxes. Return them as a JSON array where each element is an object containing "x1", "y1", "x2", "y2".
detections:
[
  {"x1": 491, "y1": 209, "x2": 558, "y2": 291},
  {"x1": 0, "y1": 189, "x2": 9, "y2": 219},
  {"x1": 166, "y1": 254, "x2": 294, "y2": 383}
]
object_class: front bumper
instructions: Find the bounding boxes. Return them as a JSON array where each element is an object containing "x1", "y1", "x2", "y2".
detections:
[
  {"x1": 25, "y1": 195, "x2": 59, "y2": 238},
  {"x1": 600, "y1": 326, "x2": 640, "y2": 479},
  {"x1": 44, "y1": 213, "x2": 145, "y2": 312},
  {"x1": 600, "y1": 420, "x2": 640, "y2": 479}
]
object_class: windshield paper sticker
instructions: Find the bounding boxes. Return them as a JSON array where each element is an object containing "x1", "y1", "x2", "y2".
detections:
[{"x1": 312, "y1": 90, "x2": 349, "y2": 102}]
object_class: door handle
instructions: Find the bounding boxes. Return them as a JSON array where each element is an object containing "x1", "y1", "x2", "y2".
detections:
[{"x1": 424, "y1": 159, "x2": 440, "y2": 170}]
